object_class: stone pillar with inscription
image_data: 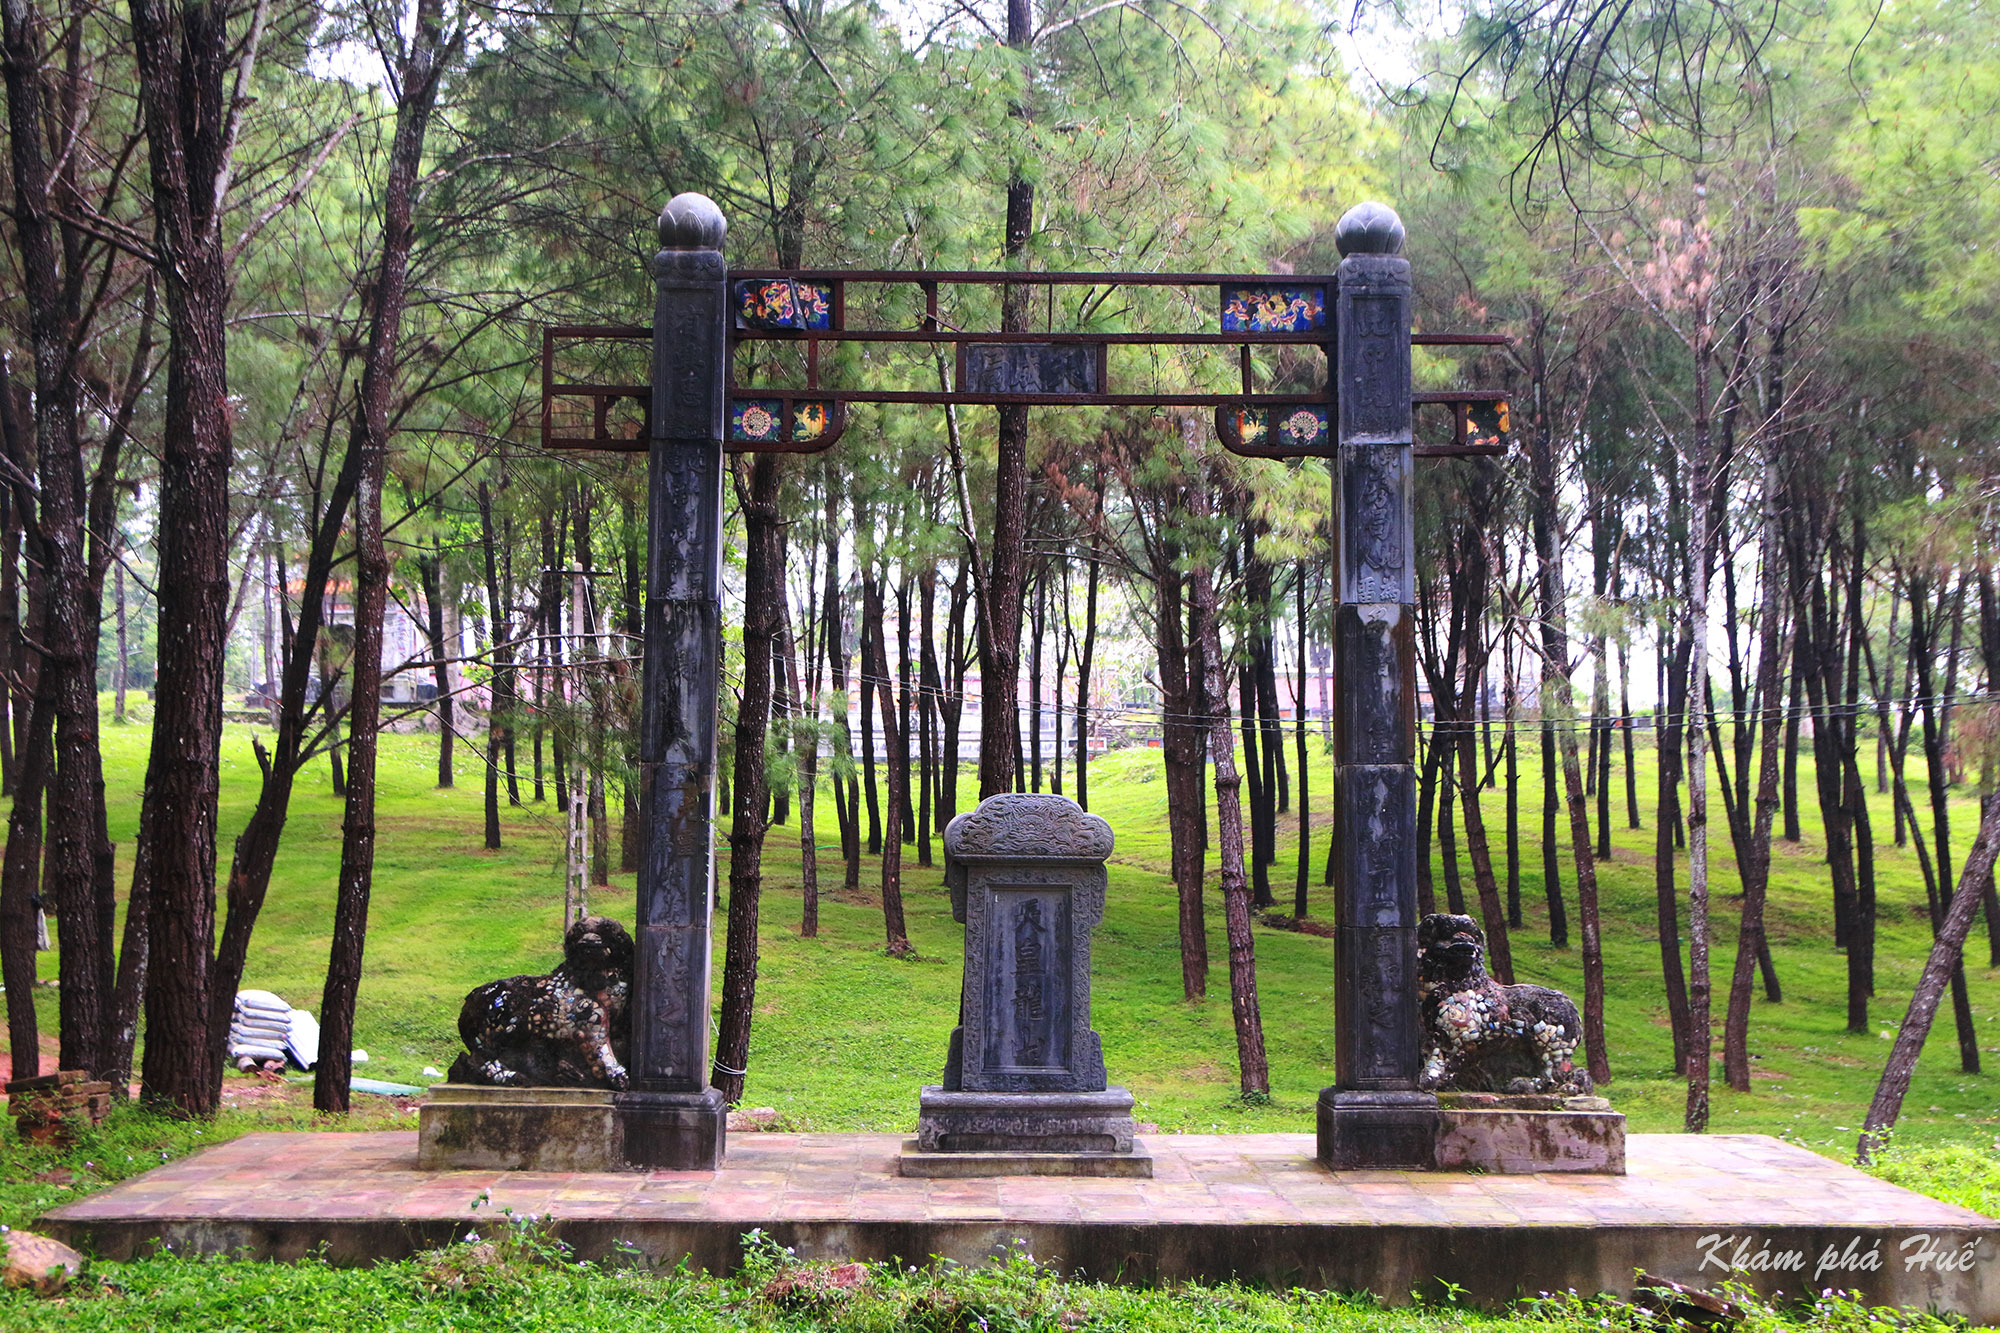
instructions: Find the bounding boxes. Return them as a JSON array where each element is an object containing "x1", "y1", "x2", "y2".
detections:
[
  {"x1": 616, "y1": 192, "x2": 731, "y2": 1170},
  {"x1": 1316, "y1": 201, "x2": 1436, "y2": 1169},
  {"x1": 902, "y1": 794, "x2": 1151, "y2": 1178}
]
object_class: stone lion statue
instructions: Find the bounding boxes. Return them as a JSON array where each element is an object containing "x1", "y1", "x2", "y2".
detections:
[
  {"x1": 1416, "y1": 913, "x2": 1590, "y2": 1096},
  {"x1": 447, "y1": 916, "x2": 633, "y2": 1089}
]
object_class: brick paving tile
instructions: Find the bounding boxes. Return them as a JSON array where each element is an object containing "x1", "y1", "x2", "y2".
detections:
[
  {"x1": 779, "y1": 1194, "x2": 859, "y2": 1215},
  {"x1": 40, "y1": 1130, "x2": 2000, "y2": 1240},
  {"x1": 839, "y1": 1199, "x2": 926, "y2": 1221},
  {"x1": 992, "y1": 1200, "x2": 1083, "y2": 1222}
]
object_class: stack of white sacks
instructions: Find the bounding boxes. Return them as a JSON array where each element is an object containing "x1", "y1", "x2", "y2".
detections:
[{"x1": 228, "y1": 990, "x2": 321, "y2": 1070}]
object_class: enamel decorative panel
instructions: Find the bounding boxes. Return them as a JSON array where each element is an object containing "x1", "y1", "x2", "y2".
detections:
[
  {"x1": 1233, "y1": 405, "x2": 1329, "y2": 451},
  {"x1": 1220, "y1": 284, "x2": 1326, "y2": 333},
  {"x1": 733, "y1": 278, "x2": 832, "y2": 331}
]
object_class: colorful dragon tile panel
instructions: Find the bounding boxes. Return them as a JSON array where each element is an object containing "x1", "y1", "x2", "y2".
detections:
[
  {"x1": 1220, "y1": 284, "x2": 1326, "y2": 333},
  {"x1": 734, "y1": 278, "x2": 833, "y2": 331}
]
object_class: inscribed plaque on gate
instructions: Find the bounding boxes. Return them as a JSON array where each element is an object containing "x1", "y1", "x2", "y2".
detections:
[{"x1": 962, "y1": 343, "x2": 1099, "y2": 397}]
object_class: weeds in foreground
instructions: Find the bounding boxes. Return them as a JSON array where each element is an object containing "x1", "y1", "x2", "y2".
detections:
[
  {"x1": 1860, "y1": 1138, "x2": 2000, "y2": 1220},
  {"x1": 0, "y1": 1235, "x2": 1981, "y2": 1333}
]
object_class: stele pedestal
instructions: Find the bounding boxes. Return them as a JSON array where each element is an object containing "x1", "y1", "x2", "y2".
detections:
[{"x1": 902, "y1": 794, "x2": 1150, "y2": 1179}]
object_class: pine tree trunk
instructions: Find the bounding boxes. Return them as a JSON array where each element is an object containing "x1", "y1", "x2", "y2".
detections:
[
  {"x1": 418, "y1": 543, "x2": 453, "y2": 786},
  {"x1": 1052, "y1": 573, "x2": 1068, "y2": 796},
  {"x1": 940, "y1": 564, "x2": 970, "y2": 830},
  {"x1": 1076, "y1": 534, "x2": 1098, "y2": 811},
  {"x1": 115, "y1": 559, "x2": 130, "y2": 725},
  {"x1": 478, "y1": 483, "x2": 513, "y2": 851},
  {"x1": 1439, "y1": 770, "x2": 1464, "y2": 915},
  {"x1": 1725, "y1": 443, "x2": 1786, "y2": 1092},
  {"x1": 1505, "y1": 691, "x2": 1521, "y2": 927},
  {"x1": 1593, "y1": 643, "x2": 1612, "y2": 858},
  {"x1": 1890, "y1": 723, "x2": 1980, "y2": 1071},
  {"x1": 715, "y1": 454, "x2": 784, "y2": 1102},
  {"x1": 823, "y1": 492, "x2": 860, "y2": 892},
  {"x1": 1153, "y1": 541, "x2": 1207, "y2": 1001},
  {"x1": 314, "y1": 5, "x2": 453, "y2": 1113},
  {"x1": 0, "y1": 383, "x2": 19, "y2": 794},
  {"x1": 0, "y1": 696, "x2": 50, "y2": 1080},
  {"x1": 5, "y1": 0, "x2": 118, "y2": 1079},
  {"x1": 1416, "y1": 721, "x2": 1441, "y2": 917},
  {"x1": 106, "y1": 800, "x2": 152, "y2": 1095},
  {"x1": 1541, "y1": 720, "x2": 1566, "y2": 945},
  {"x1": 1908, "y1": 578, "x2": 1980, "y2": 1073},
  {"x1": 784, "y1": 590, "x2": 818, "y2": 938},
  {"x1": 209, "y1": 384, "x2": 371, "y2": 1102},
  {"x1": 1526, "y1": 335, "x2": 1606, "y2": 1084},
  {"x1": 1976, "y1": 573, "x2": 2000, "y2": 966},
  {"x1": 1190, "y1": 486, "x2": 1267, "y2": 1096},
  {"x1": 1450, "y1": 485, "x2": 1511, "y2": 981},
  {"x1": 1859, "y1": 793, "x2": 2000, "y2": 1162},
  {"x1": 1620, "y1": 640, "x2": 1640, "y2": 828},
  {"x1": 1682, "y1": 208, "x2": 1721, "y2": 1133},
  {"x1": 1843, "y1": 522, "x2": 1878, "y2": 1009},
  {"x1": 1294, "y1": 570, "x2": 1311, "y2": 918},
  {"x1": 977, "y1": 0, "x2": 1035, "y2": 799},
  {"x1": 1250, "y1": 538, "x2": 1287, "y2": 816},
  {"x1": 897, "y1": 577, "x2": 917, "y2": 844},
  {"x1": 870, "y1": 572, "x2": 910, "y2": 950},
  {"x1": 918, "y1": 566, "x2": 939, "y2": 865},
  {"x1": 1239, "y1": 660, "x2": 1273, "y2": 907},
  {"x1": 130, "y1": 0, "x2": 242, "y2": 1113},
  {"x1": 1029, "y1": 567, "x2": 1044, "y2": 792},
  {"x1": 1781, "y1": 667, "x2": 1803, "y2": 842},
  {"x1": 860, "y1": 566, "x2": 882, "y2": 855}
]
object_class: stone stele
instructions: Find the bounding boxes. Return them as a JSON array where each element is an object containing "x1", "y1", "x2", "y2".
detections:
[{"x1": 904, "y1": 793, "x2": 1150, "y2": 1178}]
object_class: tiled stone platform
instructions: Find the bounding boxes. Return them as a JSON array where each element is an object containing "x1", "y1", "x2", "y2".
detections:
[{"x1": 40, "y1": 1131, "x2": 2000, "y2": 1318}]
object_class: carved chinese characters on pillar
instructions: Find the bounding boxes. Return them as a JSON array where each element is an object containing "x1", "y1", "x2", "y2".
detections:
[
  {"x1": 1342, "y1": 446, "x2": 1409, "y2": 604},
  {"x1": 1339, "y1": 294, "x2": 1410, "y2": 443},
  {"x1": 663, "y1": 295, "x2": 715, "y2": 438},
  {"x1": 1337, "y1": 765, "x2": 1416, "y2": 932},
  {"x1": 1335, "y1": 605, "x2": 1411, "y2": 764},
  {"x1": 652, "y1": 248, "x2": 724, "y2": 443},
  {"x1": 1365, "y1": 931, "x2": 1407, "y2": 1079}
]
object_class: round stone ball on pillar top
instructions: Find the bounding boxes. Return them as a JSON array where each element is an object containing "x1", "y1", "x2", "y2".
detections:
[
  {"x1": 1335, "y1": 201, "x2": 1405, "y2": 257},
  {"x1": 658, "y1": 192, "x2": 726, "y2": 251}
]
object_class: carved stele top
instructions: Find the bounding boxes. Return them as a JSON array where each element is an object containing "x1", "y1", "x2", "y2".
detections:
[
  {"x1": 944, "y1": 793, "x2": 1115, "y2": 863},
  {"x1": 658, "y1": 192, "x2": 727, "y2": 251},
  {"x1": 1335, "y1": 201, "x2": 1405, "y2": 257}
]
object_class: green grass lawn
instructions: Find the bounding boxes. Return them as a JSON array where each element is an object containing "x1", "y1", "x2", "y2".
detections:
[{"x1": 5, "y1": 701, "x2": 1999, "y2": 1186}]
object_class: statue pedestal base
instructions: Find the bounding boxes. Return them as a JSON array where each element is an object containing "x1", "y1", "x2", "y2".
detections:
[
  {"x1": 1316, "y1": 1089, "x2": 1439, "y2": 1170},
  {"x1": 418, "y1": 1085, "x2": 621, "y2": 1171},
  {"x1": 1317, "y1": 1089, "x2": 1625, "y2": 1173},
  {"x1": 617, "y1": 1087, "x2": 728, "y2": 1171},
  {"x1": 415, "y1": 1084, "x2": 726, "y2": 1172}
]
